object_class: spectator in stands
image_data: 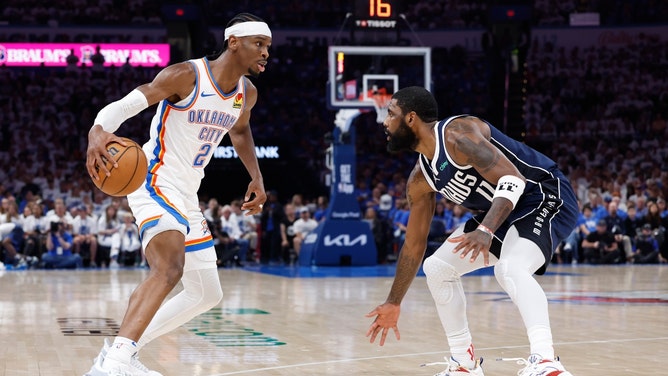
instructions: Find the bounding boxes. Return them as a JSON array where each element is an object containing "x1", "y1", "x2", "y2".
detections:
[
  {"x1": 18, "y1": 202, "x2": 41, "y2": 260},
  {"x1": 66, "y1": 49, "x2": 79, "y2": 72},
  {"x1": 0, "y1": 199, "x2": 29, "y2": 267},
  {"x1": 290, "y1": 193, "x2": 306, "y2": 212},
  {"x1": 604, "y1": 201, "x2": 633, "y2": 262},
  {"x1": 378, "y1": 193, "x2": 394, "y2": 222},
  {"x1": 363, "y1": 207, "x2": 392, "y2": 264},
  {"x1": 203, "y1": 197, "x2": 220, "y2": 222},
  {"x1": 96, "y1": 204, "x2": 121, "y2": 268},
  {"x1": 292, "y1": 207, "x2": 318, "y2": 260},
  {"x1": 46, "y1": 198, "x2": 74, "y2": 230},
  {"x1": 624, "y1": 202, "x2": 645, "y2": 240},
  {"x1": 230, "y1": 199, "x2": 258, "y2": 262},
  {"x1": 355, "y1": 180, "x2": 372, "y2": 211},
  {"x1": 218, "y1": 204, "x2": 249, "y2": 266},
  {"x1": 90, "y1": 45, "x2": 105, "y2": 73},
  {"x1": 644, "y1": 200, "x2": 666, "y2": 231},
  {"x1": 364, "y1": 186, "x2": 384, "y2": 212},
  {"x1": 118, "y1": 212, "x2": 142, "y2": 267},
  {"x1": 313, "y1": 195, "x2": 329, "y2": 222},
  {"x1": 445, "y1": 204, "x2": 472, "y2": 236},
  {"x1": 657, "y1": 197, "x2": 668, "y2": 218},
  {"x1": 577, "y1": 203, "x2": 599, "y2": 237},
  {"x1": 72, "y1": 205, "x2": 98, "y2": 267},
  {"x1": 391, "y1": 198, "x2": 410, "y2": 253},
  {"x1": 635, "y1": 195, "x2": 649, "y2": 218},
  {"x1": 260, "y1": 190, "x2": 284, "y2": 264},
  {"x1": 42, "y1": 221, "x2": 82, "y2": 269},
  {"x1": 279, "y1": 203, "x2": 298, "y2": 264},
  {"x1": 582, "y1": 219, "x2": 622, "y2": 264},
  {"x1": 1, "y1": 222, "x2": 25, "y2": 267},
  {"x1": 632, "y1": 223, "x2": 662, "y2": 264},
  {"x1": 433, "y1": 199, "x2": 453, "y2": 227}
]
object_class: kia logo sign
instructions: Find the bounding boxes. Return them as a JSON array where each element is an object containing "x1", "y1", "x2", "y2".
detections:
[{"x1": 323, "y1": 234, "x2": 367, "y2": 247}]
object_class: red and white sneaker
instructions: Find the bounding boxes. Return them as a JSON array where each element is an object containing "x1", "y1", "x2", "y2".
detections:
[
  {"x1": 421, "y1": 357, "x2": 484, "y2": 376},
  {"x1": 500, "y1": 354, "x2": 573, "y2": 376}
]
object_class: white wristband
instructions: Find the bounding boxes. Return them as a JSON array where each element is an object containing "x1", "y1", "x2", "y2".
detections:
[
  {"x1": 93, "y1": 89, "x2": 148, "y2": 133},
  {"x1": 476, "y1": 224, "x2": 494, "y2": 237},
  {"x1": 493, "y1": 175, "x2": 525, "y2": 208}
]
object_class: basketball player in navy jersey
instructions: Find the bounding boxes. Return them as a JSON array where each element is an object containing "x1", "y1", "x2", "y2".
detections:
[
  {"x1": 84, "y1": 13, "x2": 269, "y2": 376},
  {"x1": 366, "y1": 87, "x2": 578, "y2": 376}
]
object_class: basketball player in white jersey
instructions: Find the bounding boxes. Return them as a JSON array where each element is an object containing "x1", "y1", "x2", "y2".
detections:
[{"x1": 84, "y1": 13, "x2": 270, "y2": 376}]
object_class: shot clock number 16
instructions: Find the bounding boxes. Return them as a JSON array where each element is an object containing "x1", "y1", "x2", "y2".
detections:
[
  {"x1": 368, "y1": 0, "x2": 391, "y2": 17},
  {"x1": 355, "y1": 0, "x2": 401, "y2": 20}
]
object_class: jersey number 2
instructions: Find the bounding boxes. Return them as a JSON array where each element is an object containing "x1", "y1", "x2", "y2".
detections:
[{"x1": 193, "y1": 144, "x2": 212, "y2": 167}]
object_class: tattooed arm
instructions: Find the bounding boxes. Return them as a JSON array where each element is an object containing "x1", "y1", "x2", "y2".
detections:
[
  {"x1": 387, "y1": 162, "x2": 436, "y2": 304},
  {"x1": 445, "y1": 116, "x2": 526, "y2": 264},
  {"x1": 366, "y1": 161, "x2": 436, "y2": 346}
]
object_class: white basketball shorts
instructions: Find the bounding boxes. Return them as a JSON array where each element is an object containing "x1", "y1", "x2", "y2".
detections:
[{"x1": 127, "y1": 182, "x2": 216, "y2": 272}]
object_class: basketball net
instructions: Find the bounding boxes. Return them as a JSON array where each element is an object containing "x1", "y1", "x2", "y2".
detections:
[{"x1": 362, "y1": 87, "x2": 391, "y2": 124}]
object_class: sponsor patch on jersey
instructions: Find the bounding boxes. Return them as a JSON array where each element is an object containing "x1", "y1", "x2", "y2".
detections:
[{"x1": 233, "y1": 93, "x2": 243, "y2": 109}]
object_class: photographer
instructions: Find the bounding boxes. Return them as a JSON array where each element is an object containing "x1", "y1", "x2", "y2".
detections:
[
  {"x1": 582, "y1": 219, "x2": 621, "y2": 264},
  {"x1": 41, "y1": 221, "x2": 82, "y2": 269}
]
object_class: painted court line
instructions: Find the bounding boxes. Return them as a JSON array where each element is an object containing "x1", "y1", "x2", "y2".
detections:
[{"x1": 211, "y1": 336, "x2": 668, "y2": 375}]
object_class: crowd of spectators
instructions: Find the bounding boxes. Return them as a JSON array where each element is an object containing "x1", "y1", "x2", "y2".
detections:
[
  {"x1": 1, "y1": 1, "x2": 667, "y2": 269},
  {"x1": 533, "y1": 0, "x2": 668, "y2": 26},
  {"x1": 2, "y1": 0, "x2": 668, "y2": 29}
]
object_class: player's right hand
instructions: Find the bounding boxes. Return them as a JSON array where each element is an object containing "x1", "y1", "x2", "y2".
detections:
[
  {"x1": 365, "y1": 302, "x2": 401, "y2": 346},
  {"x1": 86, "y1": 125, "x2": 127, "y2": 181}
]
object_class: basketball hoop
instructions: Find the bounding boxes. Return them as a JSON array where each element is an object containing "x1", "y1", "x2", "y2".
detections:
[{"x1": 371, "y1": 93, "x2": 392, "y2": 124}]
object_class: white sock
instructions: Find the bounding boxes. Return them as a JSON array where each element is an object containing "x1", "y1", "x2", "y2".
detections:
[
  {"x1": 527, "y1": 325, "x2": 555, "y2": 359},
  {"x1": 103, "y1": 336, "x2": 137, "y2": 367},
  {"x1": 448, "y1": 331, "x2": 476, "y2": 369}
]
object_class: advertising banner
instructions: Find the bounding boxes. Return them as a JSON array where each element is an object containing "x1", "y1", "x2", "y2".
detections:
[{"x1": 0, "y1": 42, "x2": 170, "y2": 67}]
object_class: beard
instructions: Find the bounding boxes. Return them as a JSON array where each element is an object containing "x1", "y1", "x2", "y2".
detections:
[
  {"x1": 247, "y1": 67, "x2": 260, "y2": 78},
  {"x1": 387, "y1": 119, "x2": 418, "y2": 153}
]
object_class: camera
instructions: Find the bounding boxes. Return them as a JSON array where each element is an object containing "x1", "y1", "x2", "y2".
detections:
[{"x1": 50, "y1": 222, "x2": 61, "y2": 233}]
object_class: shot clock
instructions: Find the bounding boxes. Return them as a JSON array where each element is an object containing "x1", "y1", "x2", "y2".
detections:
[{"x1": 353, "y1": 0, "x2": 403, "y2": 29}]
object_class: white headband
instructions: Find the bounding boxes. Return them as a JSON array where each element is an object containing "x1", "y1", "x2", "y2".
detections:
[{"x1": 224, "y1": 21, "x2": 272, "y2": 41}]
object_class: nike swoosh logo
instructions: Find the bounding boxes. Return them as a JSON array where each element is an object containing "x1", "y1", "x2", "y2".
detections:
[{"x1": 201, "y1": 92, "x2": 216, "y2": 97}]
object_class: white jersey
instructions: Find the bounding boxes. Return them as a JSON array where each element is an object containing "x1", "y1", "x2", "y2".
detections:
[{"x1": 143, "y1": 57, "x2": 247, "y2": 194}]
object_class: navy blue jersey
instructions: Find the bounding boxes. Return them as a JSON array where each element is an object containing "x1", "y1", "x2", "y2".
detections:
[
  {"x1": 418, "y1": 115, "x2": 579, "y2": 274},
  {"x1": 419, "y1": 115, "x2": 558, "y2": 211}
]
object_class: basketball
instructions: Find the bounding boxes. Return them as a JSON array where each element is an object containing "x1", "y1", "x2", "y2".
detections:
[{"x1": 92, "y1": 137, "x2": 148, "y2": 197}]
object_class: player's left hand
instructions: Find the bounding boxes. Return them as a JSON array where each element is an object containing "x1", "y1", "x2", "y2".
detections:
[
  {"x1": 241, "y1": 178, "x2": 266, "y2": 215},
  {"x1": 448, "y1": 229, "x2": 493, "y2": 265},
  {"x1": 365, "y1": 302, "x2": 401, "y2": 346}
]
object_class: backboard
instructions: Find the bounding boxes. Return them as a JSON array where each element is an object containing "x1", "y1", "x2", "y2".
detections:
[{"x1": 327, "y1": 46, "x2": 431, "y2": 109}]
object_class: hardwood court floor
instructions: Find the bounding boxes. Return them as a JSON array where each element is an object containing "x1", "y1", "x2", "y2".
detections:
[{"x1": 1, "y1": 264, "x2": 666, "y2": 376}]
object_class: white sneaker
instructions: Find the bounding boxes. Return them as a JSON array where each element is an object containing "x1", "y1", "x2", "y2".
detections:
[
  {"x1": 83, "y1": 339, "x2": 162, "y2": 376},
  {"x1": 421, "y1": 357, "x2": 484, "y2": 375},
  {"x1": 499, "y1": 354, "x2": 573, "y2": 376}
]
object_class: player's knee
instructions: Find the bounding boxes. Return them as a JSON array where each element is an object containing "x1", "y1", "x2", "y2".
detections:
[
  {"x1": 160, "y1": 263, "x2": 184, "y2": 288},
  {"x1": 494, "y1": 259, "x2": 518, "y2": 300},
  {"x1": 186, "y1": 268, "x2": 223, "y2": 310},
  {"x1": 423, "y1": 256, "x2": 460, "y2": 305},
  {"x1": 204, "y1": 276, "x2": 224, "y2": 308}
]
